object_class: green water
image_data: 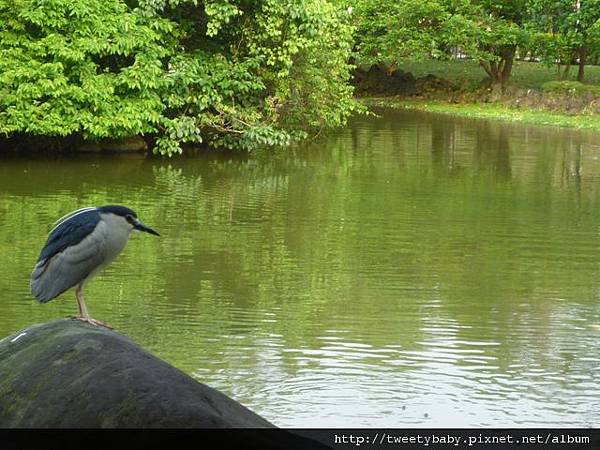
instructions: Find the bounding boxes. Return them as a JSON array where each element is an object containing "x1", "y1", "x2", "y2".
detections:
[{"x1": 1, "y1": 108, "x2": 599, "y2": 427}]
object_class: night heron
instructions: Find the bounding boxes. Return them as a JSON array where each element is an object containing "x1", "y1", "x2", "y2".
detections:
[{"x1": 30, "y1": 205, "x2": 159, "y2": 328}]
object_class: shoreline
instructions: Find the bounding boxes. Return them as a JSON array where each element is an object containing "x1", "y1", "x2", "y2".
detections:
[
  {"x1": 4, "y1": 95, "x2": 600, "y2": 156},
  {"x1": 361, "y1": 97, "x2": 600, "y2": 133}
]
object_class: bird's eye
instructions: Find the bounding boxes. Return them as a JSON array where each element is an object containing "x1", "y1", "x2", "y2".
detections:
[{"x1": 125, "y1": 215, "x2": 134, "y2": 224}]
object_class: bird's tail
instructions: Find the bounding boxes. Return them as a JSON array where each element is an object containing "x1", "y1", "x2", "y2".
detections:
[{"x1": 30, "y1": 260, "x2": 54, "y2": 303}]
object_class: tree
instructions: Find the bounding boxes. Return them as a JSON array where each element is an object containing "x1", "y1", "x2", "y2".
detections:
[
  {"x1": 353, "y1": 0, "x2": 454, "y2": 72},
  {"x1": 467, "y1": 0, "x2": 529, "y2": 87},
  {"x1": 528, "y1": 0, "x2": 600, "y2": 82},
  {"x1": 353, "y1": 0, "x2": 530, "y2": 88},
  {"x1": 0, "y1": 0, "x2": 359, "y2": 154},
  {"x1": 153, "y1": 0, "x2": 359, "y2": 152},
  {"x1": 0, "y1": 0, "x2": 175, "y2": 139}
]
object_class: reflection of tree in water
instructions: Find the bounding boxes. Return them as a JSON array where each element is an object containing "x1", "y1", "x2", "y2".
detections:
[
  {"x1": 430, "y1": 119, "x2": 458, "y2": 175},
  {"x1": 472, "y1": 121, "x2": 511, "y2": 181},
  {"x1": 1, "y1": 111, "x2": 600, "y2": 417},
  {"x1": 151, "y1": 141, "x2": 428, "y2": 353},
  {"x1": 429, "y1": 116, "x2": 512, "y2": 181},
  {"x1": 563, "y1": 142, "x2": 582, "y2": 182}
]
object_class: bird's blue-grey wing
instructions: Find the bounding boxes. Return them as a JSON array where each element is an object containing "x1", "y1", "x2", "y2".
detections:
[
  {"x1": 31, "y1": 210, "x2": 107, "y2": 303},
  {"x1": 37, "y1": 208, "x2": 99, "y2": 263}
]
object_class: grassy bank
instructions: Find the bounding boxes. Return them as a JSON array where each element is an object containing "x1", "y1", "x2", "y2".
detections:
[
  {"x1": 397, "y1": 60, "x2": 600, "y2": 90},
  {"x1": 364, "y1": 98, "x2": 600, "y2": 133},
  {"x1": 358, "y1": 59, "x2": 600, "y2": 133}
]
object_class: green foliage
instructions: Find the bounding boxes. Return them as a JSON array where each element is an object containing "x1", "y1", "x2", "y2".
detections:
[
  {"x1": 352, "y1": 0, "x2": 596, "y2": 86},
  {"x1": 0, "y1": 0, "x2": 175, "y2": 139},
  {"x1": 157, "y1": 0, "x2": 360, "y2": 153},
  {"x1": 243, "y1": 1, "x2": 357, "y2": 132},
  {"x1": 353, "y1": 0, "x2": 530, "y2": 84},
  {"x1": 0, "y1": 0, "x2": 359, "y2": 155},
  {"x1": 354, "y1": 0, "x2": 454, "y2": 65},
  {"x1": 527, "y1": 0, "x2": 600, "y2": 75}
]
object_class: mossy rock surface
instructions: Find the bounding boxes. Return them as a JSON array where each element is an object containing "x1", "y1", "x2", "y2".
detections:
[{"x1": 0, "y1": 319, "x2": 273, "y2": 428}]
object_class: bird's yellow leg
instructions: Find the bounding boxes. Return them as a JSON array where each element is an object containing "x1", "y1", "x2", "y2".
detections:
[
  {"x1": 76, "y1": 285, "x2": 89, "y2": 317},
  {"x1": 73, "y1": 285, "x2": 113, "y2": 329}
]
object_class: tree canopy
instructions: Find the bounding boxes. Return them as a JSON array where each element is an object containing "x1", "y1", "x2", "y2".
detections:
[
  {"x1": 353, "y1": 0, "x2": 600, "y2": 87},
  {"x1": 0, "y1": 0, "x2": 359, "y2": 154},
  {"x1": 2, "y1": 0, "x2": 600, "y2": 154},
  {"x1": 528, "y1": 0, "x2": 600, "y2": 81}
]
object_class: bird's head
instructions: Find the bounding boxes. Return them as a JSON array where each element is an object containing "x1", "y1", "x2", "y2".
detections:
[{"x1": 98, "y1": 205, "x2": 160, "y2": 236}]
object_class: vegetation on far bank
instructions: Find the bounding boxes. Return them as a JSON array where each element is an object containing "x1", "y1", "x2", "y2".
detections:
[
  {"x1": 365, "y1": 97, "x2": 600, "y2": 133},
  {"x1": 352, "y1": 0, "x2": 600, "y2": 131},
  {"x1": 394, "y1": 60, "x2": 600, "y2": 90},
  {"x1": 0, "y1": 0, "x2": 358, "y2": 155},
  {"x1": 357, "y1": 57, "x2": 600, "y2": 132},
  {"x1": 2, "y1": 0, "x2": 600, "y2": 155},
  {"x1": 354, "y1": 0, "x2": 600, "y2": 87}
]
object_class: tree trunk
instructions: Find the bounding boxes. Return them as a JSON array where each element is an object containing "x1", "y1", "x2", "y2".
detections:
[
  {"x1": 577, "y1": 46, "x2": 587, "y2": 82},
  {"x1": 500, "y1": 46, "x2": 515, "y2": 85},
  {"x1": 479, "y1": 45, "x2": 516, "y2": 91}
]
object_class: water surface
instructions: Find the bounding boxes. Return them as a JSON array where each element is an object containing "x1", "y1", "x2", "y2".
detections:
[{"x1": 1, "y1": 108, "x2": 599, "y2": 427}]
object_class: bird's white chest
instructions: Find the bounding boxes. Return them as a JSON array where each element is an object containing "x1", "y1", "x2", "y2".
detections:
[{"x1": 97, "y1": 213, "x2": 132, "y2": 266}]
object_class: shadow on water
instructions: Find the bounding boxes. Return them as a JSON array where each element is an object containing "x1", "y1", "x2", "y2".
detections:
[{"x1": 1, "y1": 108, "x2": 599, "y2": 427}]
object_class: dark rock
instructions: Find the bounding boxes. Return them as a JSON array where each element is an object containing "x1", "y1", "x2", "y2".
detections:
[
  {"x1": 78, "y1": 136, "x2": 148, "y2": 153},
  {"x1": 352, "y1": 65, "x2": 417, "y2": 96},
  {"x1": 0, "y1": 134, "x2": 84, "y2": 153},
  {"x1": 391, "y1": 69, "x2": 416, "y2": 84},
  {"x1": 0, "y1": 320, "x2": 335, "y2": 448},
  {"x1": 352, "y1": 65, "x2": 461, "y2": 97},
  {"x1": 0, "y1": 320, "x2": 271, "y2": 428},
  {"x1": 414, "y1": 74, "x2": 457, "y2": 94}
]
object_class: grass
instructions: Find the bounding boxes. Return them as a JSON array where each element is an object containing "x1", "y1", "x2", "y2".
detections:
[
  {"x1": 360, "y1": 59, "x2": 600, "y2": 132},
  {"x1": 397, "y1": 59, "x2": 600, "y2": 90},
  {"x1": 365, "y1": 97, "x2": 600, "y2": 133},
  {"x1": 541, "y1": 80, "x2": 600, "y2": 97}
]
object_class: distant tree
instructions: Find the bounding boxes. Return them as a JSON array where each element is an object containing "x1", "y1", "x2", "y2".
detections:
[
  {"x1": 353, "y1": 0, "x2": 455, "y2": 72},
  {"x1": 353, "y1": 0, "x2": 530, "y2": 89},
  {"x1": 467, "y1": 0, "x2": 530, "y2": 88},
  {"x1": 528, "y1": 0, "x2": 600, "y2": 81}
]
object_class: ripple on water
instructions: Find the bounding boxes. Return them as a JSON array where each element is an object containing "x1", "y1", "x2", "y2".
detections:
[{"x1": 2, "y1": 111, "x2": 600, "y2": 427}]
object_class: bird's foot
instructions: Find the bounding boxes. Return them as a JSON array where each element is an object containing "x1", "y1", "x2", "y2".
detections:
[{"x1": 71, "y1": 316, "x2": 113, "y2": 329}]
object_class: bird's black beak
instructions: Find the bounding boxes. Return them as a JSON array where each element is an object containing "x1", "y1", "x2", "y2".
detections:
[{"x1": 134, "y1": 220, "x2": 160, "y2": 236}]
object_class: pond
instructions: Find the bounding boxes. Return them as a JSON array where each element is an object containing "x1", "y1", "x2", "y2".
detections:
[{"x1": 1, "y1": 107, "x2": 599, "y2": 427}]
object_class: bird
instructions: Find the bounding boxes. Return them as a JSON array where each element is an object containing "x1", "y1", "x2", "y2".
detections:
[{"x1": 30, "y1": 205, "x2": 160, "y2": 328}]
